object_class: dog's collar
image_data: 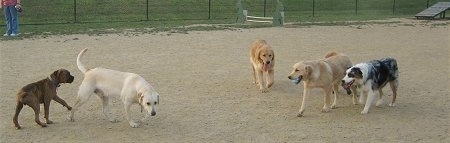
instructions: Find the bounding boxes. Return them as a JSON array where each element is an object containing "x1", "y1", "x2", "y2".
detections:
[{"x1": 48, "y1": 76, "x2": 60, "y2": 88}]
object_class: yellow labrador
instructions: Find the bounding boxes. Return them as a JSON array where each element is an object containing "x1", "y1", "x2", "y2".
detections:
[{"x1": 69, "y1": 48, "x2": 160, "y2": 128}]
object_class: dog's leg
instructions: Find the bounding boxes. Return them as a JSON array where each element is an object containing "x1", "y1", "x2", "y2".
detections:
[
  {"x1": 351, "y1": 85, "x2": 358, "y2": 105},
  {"x1": 43, "y1": 101, "x2": 53, "y2": 124},
  {"x1": 251, "y1": 65, "x2": 257, "y2": 84},
  {"x1": 266, "y1": 69, "x2": 274, "y2": 88},
  {"x1": 376, "y1": 89, "x2": 385, "y2": 107},
  {"x1": 53, "y1": 96, "x2": 72, "y2": 111},
  {"x1": 361, "y1": 90, "x2": 376, "y2": 114},
  {"x1": 359, "y1": 90, "x2": 367, "y2": 105},
  {"x1": 256, "y1": 70, "x2": 267, "y2": 93},
  {"x1": 99, "y1": 95, "x2": 118, "y2": 123},
  {"x1": 331, "y1": 83, "x2": 339, "y2": 109},
  {"x1": 13, "y1": 102, "x2": 24, "y2": 129},
  {"x1": 124, "y1": 102, "x2": 139, "y2": 128},
  {"x1": 297, "y1": 87, "x2": 310, "y2": 117},
  {"x1": 69, "y1": 85, "x2": 94, "y2": 122},
  {"x1": 322, "y1": 87, "x2": 332, "y2": 112},
  {"x1": 389, "y1": 81, "x2": 398, "y2": 106},
  {"x1": 30, "y1": 103, "x2": 47, "y2": 127}
]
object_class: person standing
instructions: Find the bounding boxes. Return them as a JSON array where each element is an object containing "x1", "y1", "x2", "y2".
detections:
[{"x1": 1, "y1": 0, "x2": 21, "y2": 37}]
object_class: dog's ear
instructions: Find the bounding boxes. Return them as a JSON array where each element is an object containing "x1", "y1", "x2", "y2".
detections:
[
  {"x1": 304, "y1": 65, "x2": 313, "y2": 77},
  {"x1": 270, "y1": 50, "x2": 274, "y2": 61},
  {"x1": 137, "y1": 92, "x2": 144, "y2": 104},
  {"x1": 355, "y1": 68, "x2": 363, "y2": 78},
  {"x1": 257, "y1": 48, "x2": 264, "y2": 63},
  {"x1": 51, "y1": 70, "x2": 60, "y2": 80}
]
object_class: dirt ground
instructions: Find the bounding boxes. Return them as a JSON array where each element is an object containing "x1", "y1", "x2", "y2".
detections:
[{"x1": 0, "y1": 19, "x2": 448, "y2": 142}]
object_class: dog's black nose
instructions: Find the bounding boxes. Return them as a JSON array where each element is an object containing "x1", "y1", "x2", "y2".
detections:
[
  {"x1": 341, "y1": 80, "x2": 345, "y2": 84},
  {"x1": 151, "y1": 111, "x2": 156, "y2": 116},
  {"x1": 266, "y1": 61, "x2": 270, "y2": 64},
  {"x1": 288, "y1": 76, "x2": 292, "y2": 79},
  {"x1": 69, "y1": 76, "x2": 75, "y2": 83}
]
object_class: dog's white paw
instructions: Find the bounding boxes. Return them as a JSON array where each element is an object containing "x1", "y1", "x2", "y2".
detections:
[
  {"x1": 376, "y1": 100, "x2": 384, "y2": 107},
  {"x1": 129, "y1": 121, "x2": 139, "y2": 128},
  {"x1": 68, "y1": 116, "x2": 75, "y2": 122},
  {"x1": 322, "y1": 107, "x2": 331, "y2": 113},
  {"x1": 389, "y1": 103, "x2": 396, "y2": 107},
  {"x1": 331, "y1": 104, "x2": 337, "y2": 109},
  {"x1": 109, "y1": 118, "x2": 119, "y2": 123},
  {"x1": 360, "y1": 110, "x2": 369, "y2": 114},
  {"x1": 259, "y1": 88, "x2": 268, "y2": 93}
]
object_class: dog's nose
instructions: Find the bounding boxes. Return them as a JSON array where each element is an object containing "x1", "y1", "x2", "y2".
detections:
[
  {"x1": 151, "y1": 111, "x2": 156, "y2": 116},
  {"x1": 341, "y1": 80, "x2": 345, "y2": 84},
  {"x1": 288, "y1": 76, "x2": 292, "y2": 79},
  {"x1": 266, "y1": 61, "x2": 270, "y2": 64}
]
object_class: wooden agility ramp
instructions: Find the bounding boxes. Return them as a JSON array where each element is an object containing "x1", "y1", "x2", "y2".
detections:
[{"x1": 415, "y1": 2, "x2": 450, "y2": 19}]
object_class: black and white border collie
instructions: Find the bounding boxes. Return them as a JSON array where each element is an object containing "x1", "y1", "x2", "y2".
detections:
[{"x1": 342, "y1": 58, "x2": 399, "y2": 114}]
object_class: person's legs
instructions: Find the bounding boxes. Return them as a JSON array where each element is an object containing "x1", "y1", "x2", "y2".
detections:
[
  {"x1": 10, "y1": 6, "x2": 19, "y2": 36},
  {"x1": 3, "y1": 6, "x2": 13, "y2": 36}
]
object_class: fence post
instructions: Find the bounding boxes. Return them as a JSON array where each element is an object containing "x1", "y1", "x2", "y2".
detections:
[
  {"x1": 273, "y1": 0, "x2": 284, "y2": 26},
  {"x1": 264, "y1": 0, "x2": 267, "y2": 17},
  {"x1": 208, "y1": 0, "x2": 211, "y2": 19},
  {"x1": 73, "y1": 0, "x2": 77, "y2": 23},
  {"x1": 392, "y1": 0, "x2": 396, "y2": 15},
  {"x1": 146, "y1": 0, "x2": 149, "y2": 20},
  {"x1": 355, "y1": 0, "x2": 358, "y2": 15},
  {"x1": 236, "y1": 0, "x2": 245, "y2": 23},
  {"x1": 312, "y1": 0, "x2": 315, "y2": 17}
]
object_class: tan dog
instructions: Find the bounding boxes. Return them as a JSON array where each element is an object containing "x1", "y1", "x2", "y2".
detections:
[
  {"x1": 250, "y1": 39, "x2": 275, "y2": 93},
  {"x1": 13, "y1": 69, "x2": 74, "y2": 129},
  {"x1": 288, "y1": 52, "x2": 356, "y2": 117},
  {"x1": 69, "y1": 48, "x2": 160, "y2": 128}
]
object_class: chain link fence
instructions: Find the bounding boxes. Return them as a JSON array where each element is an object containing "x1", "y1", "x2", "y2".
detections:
[{"x1": 1, "y1": 0, "x2": 448, "y2": 25}]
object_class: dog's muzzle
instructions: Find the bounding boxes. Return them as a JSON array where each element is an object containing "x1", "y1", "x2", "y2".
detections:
[
  {"x1": 68, "y1": 75, "x2": 75, "y2": 83},
  {"x1": 288, "y1": 76, "x2": 302, "y2": 85},
  {"x1": 341, "y1": 79, "x2": 354, "y2": 89}
]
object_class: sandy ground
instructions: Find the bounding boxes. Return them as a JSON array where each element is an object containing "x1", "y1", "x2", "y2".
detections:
[{"x1": 0, "y1": 19, "x2": 449, "y2": 142}]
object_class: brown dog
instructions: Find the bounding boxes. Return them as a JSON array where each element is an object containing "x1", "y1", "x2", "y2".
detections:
[
  {"x1": 250, "y1": 39, "x2": 275, "y2": 93},
  {"x1": 13, "y1": 69, "x2": 74, "y2": 129}
]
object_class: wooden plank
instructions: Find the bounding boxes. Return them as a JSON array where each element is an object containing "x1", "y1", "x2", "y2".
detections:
[{"x1": 415, "y1": 2, "x2": 450, "y2": 18}]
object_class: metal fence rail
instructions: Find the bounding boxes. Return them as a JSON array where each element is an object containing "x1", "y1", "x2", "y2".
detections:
[{"x1": 1, "y1": 0, "x2": 448, "y2": 25}]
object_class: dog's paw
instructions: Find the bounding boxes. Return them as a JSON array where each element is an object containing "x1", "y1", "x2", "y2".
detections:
[
  {"x1": 259, "y1": 88, "x2": 268, "y2": 93},
  {"x1": 322, "y1": 107, "x2": 331, "y2": 113},
  {"x1": 46, "y1": 120, "x2": 54, "y2": 124},
  {"x1": 15, "y1": 126, "x2": 22, "y2": 130},
  {"x1": 360, "y1": 110, "x2": 369, "y2": 114},
  {"x1": 129, "y1": 121, "x2": 139, "y2": 128},
  {"x1": 331, "y1": 104, "x2": 337, "y2": 109},
  {"x1": 376, "y1": 100, "x2": 384, "y2": 107},
  {"x1": 389, "y1": 103, "x2": 396, "y2": 107},
  {"x1": 109, "y1": 119, "x2": 119, "y2": 123},
  {"x1": 40, "y1": 123, "x2": 48, "y2": 128},
  {"x1": 296, "y1": 113, "x2": 304, "y2": 117}
]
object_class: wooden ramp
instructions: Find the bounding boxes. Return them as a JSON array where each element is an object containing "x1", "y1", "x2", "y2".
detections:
[{"x1": 415, "y1": 2, "x2": 450, "y2": 19}]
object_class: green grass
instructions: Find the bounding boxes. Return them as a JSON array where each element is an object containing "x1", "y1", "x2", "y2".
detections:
[{"x1": 0, "y1": 0, "x2": 449, "y2": 39}]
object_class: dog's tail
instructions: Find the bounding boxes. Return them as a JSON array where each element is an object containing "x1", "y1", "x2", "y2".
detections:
[
  {"x1": 77, "y1": 48, "x2": 89, "y2": 73},
  {"x1": 324, "y1": 51, "x2": 339, "y2": 58}
]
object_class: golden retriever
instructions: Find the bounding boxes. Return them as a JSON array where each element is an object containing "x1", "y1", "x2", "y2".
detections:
[
  {"x1": 288, "y1": 51, "x2": 356, "y2": 117},
  {"x1": 250, "y1": 39, "x2": 275, "y2": 93}
]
